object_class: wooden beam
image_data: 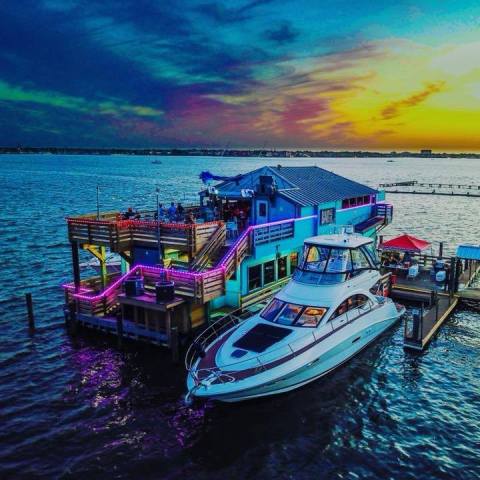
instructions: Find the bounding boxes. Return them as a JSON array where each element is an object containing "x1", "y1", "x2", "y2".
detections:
[{"x1": 71, "y1": 241, "x2": 81, "y2": 291}]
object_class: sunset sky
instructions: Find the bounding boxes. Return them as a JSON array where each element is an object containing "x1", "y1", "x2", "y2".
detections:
[{"x1": 1, "y1": 1, "x2": 479, "y2": 150}]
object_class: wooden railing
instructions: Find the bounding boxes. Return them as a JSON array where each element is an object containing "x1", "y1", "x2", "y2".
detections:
[
  {"x1": 374, "y1": 203, "x2": 393, "y2": 223},
  {"x1": 190, "y1": 223, "x2": 226, "y2": 271},
  {"x1": 253, "y1": 221, "x2": 294, "y2": 246},
  {"x1": 67, "y1": 213, "x2": 222, "y2": 254}
]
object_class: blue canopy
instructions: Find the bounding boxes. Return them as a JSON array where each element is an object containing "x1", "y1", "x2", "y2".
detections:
[
  {"x1": 199, "y1": 171, "x2": 243, "y2": 184},
  {"x1": 456, "y1": 244, "x2": 480, "y2": 260}
]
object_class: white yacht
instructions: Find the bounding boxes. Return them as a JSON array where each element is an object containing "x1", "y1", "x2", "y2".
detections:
[{"x1": 185, "y1": 232, "x2": 405, "y2": 403}]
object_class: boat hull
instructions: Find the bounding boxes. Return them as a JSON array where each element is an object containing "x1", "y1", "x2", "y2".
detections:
[{"x1": 189, "y1": 310, "x2": 402, "y2": 403}]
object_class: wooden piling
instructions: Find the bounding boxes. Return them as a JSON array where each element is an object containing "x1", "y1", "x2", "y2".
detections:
[
  {"x1": 25, "y1": 293, "x2": 34, "y2": 329},
  {"x1": 439, "y1": 242, "x2": 444, "y2": 258},
  {"x1": 68, "y1": 302, "x2": 77, "y2": 335},
  {"x1": 71, "y1": 241, "x2": 81, "y2": 292}
]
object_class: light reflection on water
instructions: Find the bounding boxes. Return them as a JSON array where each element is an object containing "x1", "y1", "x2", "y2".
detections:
[{"x1": 0, "y1": 155, "x2": 479, "y2": 479}]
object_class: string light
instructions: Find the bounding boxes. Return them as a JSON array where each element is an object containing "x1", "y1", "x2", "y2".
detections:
[{"x1": 64, "y1": 215, "x2": 318, "y2": 304}]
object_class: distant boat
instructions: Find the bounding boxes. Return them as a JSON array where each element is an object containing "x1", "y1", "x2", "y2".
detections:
[
  {"x1": 152, "y1": 159, "x2": 163, "y2": 164},
  {"x1": 387, "y1": 159, "x2": 395, "y2": 163}
]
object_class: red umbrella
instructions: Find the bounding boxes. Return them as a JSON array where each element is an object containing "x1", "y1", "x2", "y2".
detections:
[{"x1": 380, "y1": 234, "x2": 431, "y2": 253}]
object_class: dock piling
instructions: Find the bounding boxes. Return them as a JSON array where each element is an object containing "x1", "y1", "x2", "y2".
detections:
[{"x1": 25, "y1": 293, "x2": 34, "y2": 329}]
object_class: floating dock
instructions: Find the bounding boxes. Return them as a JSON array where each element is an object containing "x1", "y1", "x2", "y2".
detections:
[{"x1": 383, "y1": 250, "x2": 480, "y2": 351}]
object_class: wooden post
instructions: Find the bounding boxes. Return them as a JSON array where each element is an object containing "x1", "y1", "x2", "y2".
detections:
[
  {"x1": 25, "y1": 293, "x2": 34, "y2": 329},
  {"x1": 71, "y1": 241, "x2": 81, "y2": 292},
  {"x1": 99, "y1": 245, "x2": 107, "y2": 290},
  {"x1": 68, "y1": 302, "x2": 77, "y2": 335},
  {"x1": 439, "y1": 242, "x2": 444, "y2": 258},
  {"x1": 420, "y1": 303, "x2": 424, "y2": 342},
  {"x1": 435, "y1": 295, "x2": 439, "y2": 322}
]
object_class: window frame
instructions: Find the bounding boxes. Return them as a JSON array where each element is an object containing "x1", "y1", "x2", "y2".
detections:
[
  {"x1": 320, "y1": 208, "x2": 335, "y2": 225},
  {"x1": 278, "y1": 256, "x2": 288, "y2": 279},
  {"x1": 263, "y1": 260, "x2": 276, "y2": 285},
  {"x1": 248, "y1": 264, "x2": 262, "y2": 292}
]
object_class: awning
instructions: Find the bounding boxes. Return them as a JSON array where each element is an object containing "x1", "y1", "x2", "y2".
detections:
[
  {"x1": 380, "y1": 234, "x2": 431, "y2": 253},
  {"x1": 456, "y1": 244, "x2": 480, "y2": 260}
]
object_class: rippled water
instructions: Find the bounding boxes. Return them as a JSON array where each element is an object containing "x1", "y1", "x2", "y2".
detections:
[{"x1": 1, "y1": 155, "x2": 479, "y2": 479}]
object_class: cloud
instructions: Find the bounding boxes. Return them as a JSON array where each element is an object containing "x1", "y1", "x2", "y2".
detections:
[
  {"x1": 381, "y1": 82, "x2": 446, "y2": 119},
  {"x1": 196, "y1": 0, "x2": 274, "y2": 23},
  {"x1": 264, "y1": 23, "x2": 299, "y2": 45}
]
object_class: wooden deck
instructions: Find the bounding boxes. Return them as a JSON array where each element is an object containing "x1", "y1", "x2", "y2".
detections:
[{"x1": 403, "y1": 295, "x2": 458, "y2": 351}]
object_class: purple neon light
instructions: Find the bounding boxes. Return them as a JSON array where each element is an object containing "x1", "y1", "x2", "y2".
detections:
[{"x1": 64, "y1": 215, "x2": 319, "y2": 303}]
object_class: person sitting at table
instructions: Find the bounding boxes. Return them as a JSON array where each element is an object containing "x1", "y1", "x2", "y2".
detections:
[
  {"x1": 185, "y1": 212, "x2": 195, "y2": 224},
  {"x1": 167, "y1": 202, "x2": 176, "y2": 221},
  {"x1": 123, "y1": 207, "x2": 135, "y2": 219}
]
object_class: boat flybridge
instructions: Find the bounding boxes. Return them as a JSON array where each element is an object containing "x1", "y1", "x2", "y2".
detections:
[{"x1": 185, "y1": 231, "x2": 405, "y2": 403}]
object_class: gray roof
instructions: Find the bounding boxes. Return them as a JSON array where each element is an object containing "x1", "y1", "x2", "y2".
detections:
[{"x1": 214, "y1": 165, "x2": 378, "y2": 207}]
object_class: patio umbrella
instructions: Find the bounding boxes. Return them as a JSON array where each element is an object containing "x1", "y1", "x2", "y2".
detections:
[{"x1": 379, "y1": 234, "x2": 431, "y2": 253}]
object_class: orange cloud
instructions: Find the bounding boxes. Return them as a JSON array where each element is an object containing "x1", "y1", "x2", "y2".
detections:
[{"x1": 380, "y1": 81, "x2": 446, "y2": 120}]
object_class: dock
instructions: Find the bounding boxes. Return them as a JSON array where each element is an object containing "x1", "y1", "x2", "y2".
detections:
[
  {"x1": 379, "y1": 181, "x2": 480, "y2": 198},
  {"x1": 382, "y1": 248, "x2": 480, "y2": 351}
]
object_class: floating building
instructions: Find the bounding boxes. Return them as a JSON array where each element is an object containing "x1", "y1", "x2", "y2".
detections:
[{"x1": 63, "y1": 165, "x2": 393, "y2": 352}]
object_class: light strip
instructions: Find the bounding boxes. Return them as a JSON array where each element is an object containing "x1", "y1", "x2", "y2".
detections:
[{"x1": 63, "y1": 214, "x2": 328, "y2": 303}]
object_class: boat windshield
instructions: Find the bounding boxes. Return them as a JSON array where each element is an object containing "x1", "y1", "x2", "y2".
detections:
[
  {"x1": 260, "y1": 299, "x2": 327, "y2": 327},
  {"x1": 295, "y1": 243, "x2": 376, "y2": 285}
]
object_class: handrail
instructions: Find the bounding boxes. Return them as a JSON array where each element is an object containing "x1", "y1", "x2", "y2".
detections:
[{"x1": 190, "y1": 222, "x2": 226, "y2": 271}]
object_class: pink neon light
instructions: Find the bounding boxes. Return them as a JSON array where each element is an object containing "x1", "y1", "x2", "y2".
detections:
[
  {"x1": 66, "y1": 216, "x2": 222, "y2": 230},
  {"x1": 64, "y1": 214, "x2": 319, "y2": 304}
]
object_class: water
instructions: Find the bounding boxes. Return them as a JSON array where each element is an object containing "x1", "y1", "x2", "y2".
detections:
[{"x1": 1, "y1": 155, "x2": 479, "y2": 479}]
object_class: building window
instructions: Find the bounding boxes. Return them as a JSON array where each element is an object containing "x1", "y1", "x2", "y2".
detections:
[
  {"x1": 278, "y1": 256, "x2": 287, "y2": 279},
  {"x1": 264, "y1": 260, "x2": 275, "y2": 284},
  {"x1": 290, "y1": 252, "x2": 298, "y2": 271},
  {"x1": 320, "y1": 208, "x2": 335, "y2": 225},
  {"x1": 342, "y1": 196, "x2": 372, "y2": 209},
  {"x1": 248, "y1": 264, "x2": 262, "y2": 291}
]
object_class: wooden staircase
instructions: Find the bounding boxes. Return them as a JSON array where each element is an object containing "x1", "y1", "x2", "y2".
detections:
[{"x1": 189, "y1": 223, "x2": 227, "y2": 271}]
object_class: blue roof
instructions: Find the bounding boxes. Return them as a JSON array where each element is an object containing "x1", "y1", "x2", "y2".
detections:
[
  {"x1": 456, "y1": 244, "x2": 480, "y2": 260},
  {"x1": 214, "y1": 165, "x2": 378, "y2": 207}
]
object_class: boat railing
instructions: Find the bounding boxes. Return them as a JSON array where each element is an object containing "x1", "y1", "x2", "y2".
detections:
[{"x1": 186, "y1": 298, "x2": 382, "y2": 386}]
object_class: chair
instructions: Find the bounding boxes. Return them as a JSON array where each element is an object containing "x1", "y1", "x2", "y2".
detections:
[
  {"x1": 407, "y1": 264, "x2": 419, "y2": 279},
  {"x1": 226, "y1": 221, "x2": 238, "y2": 239}
]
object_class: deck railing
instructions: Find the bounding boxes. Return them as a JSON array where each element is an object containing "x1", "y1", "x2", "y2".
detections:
[
  {"x1": 67, "y1": 213, "x2": 223, "y2": 254},
  {"x1": 65, "y1": 213, "x2": 389, "y2": 314}
]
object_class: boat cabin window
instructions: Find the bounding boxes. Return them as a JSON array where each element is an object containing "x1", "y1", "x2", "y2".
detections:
[
  {"x1": 329, "y1": 294, "x2": 370, "y2": 321},
  {"x1": 260, "y1": 299, "x2": 327, "y2": 327},
  {"x1": 295, "y1": 243, "x2": 376, "y2": 285},
  {"x1": 261, "y1": 298, "x2": 284, "y2": 322},
  {"x1": 362, "y1": 242, "x2": 380, "y2": 267},
  {"x1": 276, "y1": 303, "x2": 303, "y2": 326},
  {"x1": 296, "y1": 307, "x2": 327, "y2": 327}
]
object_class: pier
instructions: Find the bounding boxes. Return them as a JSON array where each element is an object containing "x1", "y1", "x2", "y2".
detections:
[
  {"x1": 379, "y1": 181, "x2": 480, "y2": 198},
  {"x1": 381, "y1": 246, "x2": 480, "y2": 350}
]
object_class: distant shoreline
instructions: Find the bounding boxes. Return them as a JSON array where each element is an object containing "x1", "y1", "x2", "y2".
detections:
[{"x1": 1, "y1": 147, "x2": 479, "y2": 159}]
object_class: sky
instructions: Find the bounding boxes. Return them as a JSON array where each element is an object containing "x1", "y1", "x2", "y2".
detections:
[{"x1": 1, "y1": 0, "x2": 480, "y2": 151}]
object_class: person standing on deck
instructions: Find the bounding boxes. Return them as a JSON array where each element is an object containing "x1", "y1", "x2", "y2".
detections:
[{"x1": 177, "y1": 203, "x2": 185, "y2": 220}]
